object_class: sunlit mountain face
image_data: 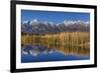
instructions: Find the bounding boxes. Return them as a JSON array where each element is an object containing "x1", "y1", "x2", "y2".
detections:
[
  {"x1": 21, "y1": 19, "x2": 90, "y2": 63},
  {"x1": 21, "y1": 19, "x2": 90, "y2": 35}
]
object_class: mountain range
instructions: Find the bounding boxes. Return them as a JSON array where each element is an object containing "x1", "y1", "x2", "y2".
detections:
[{"x1": 21, "y1": 19, "x2": 90, "y2": 35}]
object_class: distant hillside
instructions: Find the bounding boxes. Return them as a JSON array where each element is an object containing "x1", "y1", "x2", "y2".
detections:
[{"x1": 21, "y1": 19, "x2": 90, "y2": 35}]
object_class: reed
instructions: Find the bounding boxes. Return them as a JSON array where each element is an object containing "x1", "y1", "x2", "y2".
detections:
[{"x1": 21, "y1": 32, "x2": 90, "y2": 56}]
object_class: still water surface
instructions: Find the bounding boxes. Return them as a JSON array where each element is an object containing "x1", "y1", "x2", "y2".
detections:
[{"x1": 21, "y1": 44, "x2": 90, "y2": 63}]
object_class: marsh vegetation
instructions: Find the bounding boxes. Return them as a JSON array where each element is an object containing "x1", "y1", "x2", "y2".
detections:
[{"x1": 21, "y1": 32, "x2": 90, "y2": 56}]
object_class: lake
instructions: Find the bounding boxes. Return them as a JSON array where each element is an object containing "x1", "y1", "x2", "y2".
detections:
[
  {"x1": 21, "y1": 32, "x2": 90, "y2": 63},
  {"x1": 21, "y1": 45, "x2": 90, "y2": 63},
  {"x1": 21, "y1": 53, "x2": 89, "y2": 63}
]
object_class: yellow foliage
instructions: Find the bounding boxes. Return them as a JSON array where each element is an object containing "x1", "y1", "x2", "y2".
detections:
[{"x1": 21, "y1": 32, "x2": 90, "y2": 56}]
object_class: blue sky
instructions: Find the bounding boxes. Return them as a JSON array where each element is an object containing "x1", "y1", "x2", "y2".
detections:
[{"x1": 21, "y1": 10, "x2": 90, "y2": 24}]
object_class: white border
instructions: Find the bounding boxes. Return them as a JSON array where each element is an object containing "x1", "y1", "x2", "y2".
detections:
[{"x1": 16, "y1": 4, "x2": 94, "y2": 69}]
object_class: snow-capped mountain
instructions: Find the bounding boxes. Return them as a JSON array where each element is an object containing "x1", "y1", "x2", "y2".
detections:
[
  {"x1": 64, "y1": 20, "x2": 89, "y2": 26},
  {"x1": 21, "y1": 19, "x2": 90, "y2": 35}
]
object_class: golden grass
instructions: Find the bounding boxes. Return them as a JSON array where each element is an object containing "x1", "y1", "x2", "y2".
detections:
[{"x1": 21, "y1": 32, "x2": 90, "y2": 56}]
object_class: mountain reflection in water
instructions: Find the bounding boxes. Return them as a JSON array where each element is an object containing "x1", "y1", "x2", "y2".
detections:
[{"x1": 21, "y1": 44, "x2": 90, "y2": 63}]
